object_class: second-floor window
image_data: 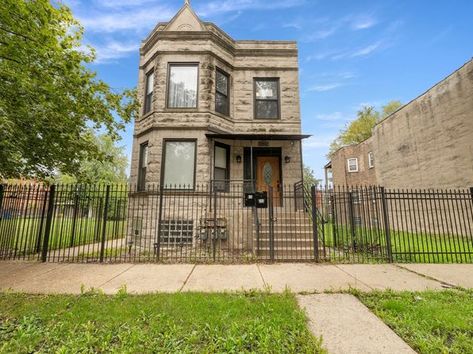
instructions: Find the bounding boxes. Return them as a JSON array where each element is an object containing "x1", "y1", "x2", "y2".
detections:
[
  {"x1": 144, "y1": 71, "x2": 154, "y2": 114},
  {"x1": 368, "y1": 152, "x2": 374, "y2": 168},
  {"x1": 254, "y1": 78, "x2": 280, "y2": 119},
  {"x1": 347, "y1": 158, "x2": 359, "y2": 173},
  {"x1": 167, "y1": 64, "x2": 198, "y2": 108},
  {"x1": 215, "y1": 69, "x2": 230, "y2": 116}
]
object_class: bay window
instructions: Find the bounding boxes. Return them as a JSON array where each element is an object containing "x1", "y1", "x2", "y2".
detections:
[
  {"x1": 215, "y1": 69, "x2": 230, "y2": 116},
  {"x1": 143, "y1": 71, "x2": 154, "y2": 114},
  {"x1": 167, "y1": 64, "x2": 198, "y2": 108},
  {"x1": 162, "y1": 140, "x2": 196, "y2": 189}
]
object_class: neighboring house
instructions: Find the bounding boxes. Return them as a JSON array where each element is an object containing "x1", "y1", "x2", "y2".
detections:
[
  {"x1": 130, "y1": 1, "x2": 309, "y2": 194},
  {"x1": 326, "y1": 59, "x2": 473, "y2": 189}
]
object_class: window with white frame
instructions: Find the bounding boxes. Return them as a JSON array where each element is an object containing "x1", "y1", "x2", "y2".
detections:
[
  {"x1": 347, "y1": 158, "x2": 359, "y2": 172},
  {"x1": 368, "y1": 152, "x2": 374, "y2": 168}
]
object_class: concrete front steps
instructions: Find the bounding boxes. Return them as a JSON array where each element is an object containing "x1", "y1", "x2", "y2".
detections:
[{"x1": 255, "y1": 211, "x2": 317, "y2": 259}]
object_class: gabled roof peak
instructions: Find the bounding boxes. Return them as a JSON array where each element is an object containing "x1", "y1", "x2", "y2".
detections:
[{"x1": 164, "y1": 0, "x2": 204, "y2": 32}]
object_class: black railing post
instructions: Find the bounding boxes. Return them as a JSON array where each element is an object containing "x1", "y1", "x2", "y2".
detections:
[
  {"x1": 99, "y1": 185, "x2": 111, "y2": 263},
  {"x1": 0, "y1": 184, "x2": 4, "y2": 214},
  {"x1": 380, "y1": 187, "x2": 393, "y2": 263},
  {"x1": 347, "y1": 190, "x2": 356, "y2": 250},
  {"x1": 156, "y1": 185, "x2": 164, "y2": 260},
  {"x1": 311, "y1": 186, "x2": 320, "y2": 262},
  {"x1": 41, "y1": 185, "x2": 56, "y2": 262},
  {"x1": 70, "y1": 190, "x2": 80, "y2": 247},
  {"x1": 268, "y1": 187, "x2": 275, "y2": 261},
  {"x1": 470, "y1": 187, "x2": 473, "y2": 206},
  {"x1": 294, "y1": 183, "x2": 298, "y2": 211},
  {"x1": 213, "y1": 183, "x2": 217, "y2": 261},
  {"x1": 36, "y1": 187, "x2": 49, "y2": 253}
]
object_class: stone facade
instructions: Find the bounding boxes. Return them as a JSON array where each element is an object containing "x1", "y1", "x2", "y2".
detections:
[
  {"x1": 327, "y1": 59, "x2": 473, "y2": 189},
  {"x1": 130, "y1": 2, "x2": 305, "y2": 188}
]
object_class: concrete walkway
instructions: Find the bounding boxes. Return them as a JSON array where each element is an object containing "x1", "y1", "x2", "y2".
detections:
[
  {"x1": 298, "y1": 294, "x2": 416, "y2": 354},
  {"x1": 1, "y1": 261, "x2": 470, "y2": 294}
]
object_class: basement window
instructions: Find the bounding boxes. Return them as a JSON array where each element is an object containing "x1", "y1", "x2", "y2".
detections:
[{"x1": 159, "y1": 219, "x2": 194, "y2": 245}]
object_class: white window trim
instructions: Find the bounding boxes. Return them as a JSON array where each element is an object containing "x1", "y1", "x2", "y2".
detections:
[
  {"x1": 347, "y1": 158, "x2": 359, "y2": 173},
  {"x1": 368, "y1": 152, "x2": 374, "y2": 169}
]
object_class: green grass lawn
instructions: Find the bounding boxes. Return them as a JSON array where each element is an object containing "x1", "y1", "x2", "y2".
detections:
[
  {"x1": 320, "y1": 223, "x2": 473, "y2": 263},
  {"x1": 357, "y1": 289, "x2": 473, "y2": 354},
  {"x1": 0, "y1": 291, "x2": 324, "y2": 353},
  {"x1": 0, "y1": 217, "x2": 125, "y2": 256}
]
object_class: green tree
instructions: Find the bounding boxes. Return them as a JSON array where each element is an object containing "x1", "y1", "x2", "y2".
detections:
[
  {"x1": 50, "y1": 131, "x2": 129, "y2": 184},
  {"x1": 328, "y1": 101, "x2": 402, "y2": 157},
  {"x1": 381, "y1": 100, "x2": 403, "y2": 118},
  {"x1": 303, "y1": 165, "x2": 322, "y2": 189},
  {"x1": 0, "y1": 0, "x2": 138, "y2": 179}
]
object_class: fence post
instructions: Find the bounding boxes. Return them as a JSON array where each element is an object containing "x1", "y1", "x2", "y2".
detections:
[
  {"x1": 347, "y1": 190, "x2": 356, "y2": 250},
  {"x1": 310, "y1": 186, "x2": 320, "y2": 262},
  {"x1": 99, "y1": 185, "x2": 111, "y2": 263},
  {"x1": 156, "y1": 185, "x2": 164, "y2": 260},
  {"x1": 380, "y1": 187, "x2": 393, "y2": 263},
  {"x1": 70, "y1": 190, "x2": 79, "y2": 247},
  {"x1": 41, "y1": 185, "x2": 56, "y2": 262},
  {"x1": 0, "y1": 184, "x2": 4, "y2": 213},
  {"x1": 268, "y1": 187, "x2": 275, "y2": 261},
  {"x1": 213, "y1": 183, "x2": 217, "y2": 262},
  {"x1": 470, "y1": 187, "x2": 473, "y2": 206}
]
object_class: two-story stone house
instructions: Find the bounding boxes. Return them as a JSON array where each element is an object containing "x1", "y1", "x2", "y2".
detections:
[{"x1": 130, "y1": 1, "x2": 309, "y2": 198}]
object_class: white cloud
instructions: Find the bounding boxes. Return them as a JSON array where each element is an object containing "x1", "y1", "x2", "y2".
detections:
[
  {"x1": 78, "y1": 6, "x2": 175, "y2": 33},
  {"x1": 349, "y1": 15, "x2": 377, "y2": 30},
  {"x1": 196, "y1": 0, "x2": 305, "y2": 17},
  {"x1": 303, "y1": 135, "x2": 336, "y2": 149},
  {"x1": 315, "y1": 112, "x2": 344, "y2": 121},
  {"x1": 306, "y1": 71, "x2": 357, "y2": 92},
  {"x1": 92, "y1": 41, "x2": 140, "y2": 63},
  {"x1": 308, "y1": 83, "x2": 344, "y2": 92},
  {"x1": 94, "y1": 0, "x2": 158, "y2": 8},
  {"x1": 350, "y1": 41, "x2": 383, "y2": 57}
]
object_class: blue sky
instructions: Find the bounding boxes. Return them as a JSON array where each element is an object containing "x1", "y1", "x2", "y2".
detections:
[{"x1": 66, "y1": 0, "x2": 473, "y2": 180}]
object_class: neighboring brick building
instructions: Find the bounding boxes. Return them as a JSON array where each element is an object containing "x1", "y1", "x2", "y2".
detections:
[
  {"x1": 326, "y1": 59, "x2": 473, "y2": 189},
  {"x1": 130, "y1": 1, "x2": 308, "y2": 194}
]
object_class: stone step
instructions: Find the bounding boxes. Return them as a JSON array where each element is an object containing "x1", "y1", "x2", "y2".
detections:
[
  {"x1": 258, "y1": 226, "x2": 312, "y2": 233},
  {"x1": 257, "y1": 239, "x2": 314, "y2": 248}
]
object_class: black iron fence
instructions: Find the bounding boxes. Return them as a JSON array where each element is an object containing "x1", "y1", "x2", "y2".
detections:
[{"x1": 0, "y1": 183, "x2": 472, "y2": 263}]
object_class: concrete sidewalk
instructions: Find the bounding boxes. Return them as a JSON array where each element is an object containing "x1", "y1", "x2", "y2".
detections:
[{"x1": 1, "y1": 262, "x2": 471, "y2": 294}]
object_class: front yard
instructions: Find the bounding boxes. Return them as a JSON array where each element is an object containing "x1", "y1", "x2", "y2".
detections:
[
  {"x1": 357, "y1": 289, "x2": 473, "y2": 354},
  {"x1": 0, "y1": 291, "x2": 324, "y2": 353}
]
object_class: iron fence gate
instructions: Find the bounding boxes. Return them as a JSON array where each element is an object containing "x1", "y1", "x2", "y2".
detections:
[{"x1": 0, "y1": 183, "x2": 472, "y2": 263}]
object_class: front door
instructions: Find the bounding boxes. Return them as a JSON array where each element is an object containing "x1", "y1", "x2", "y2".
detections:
[{"x1": 256, "y1": 156, "x2": 281, "y2": 205}]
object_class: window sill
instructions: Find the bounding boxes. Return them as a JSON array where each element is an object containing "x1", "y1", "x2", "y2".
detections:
[
  {"x1": 164, "y1": 108, "x2": 199, "y2": 112},
  {"x1": 254, "y1": 117, "x2": 281, "y2": 121},
  {"x1": 139, "y1": 110, "x2": 155, "y2": 121}
]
